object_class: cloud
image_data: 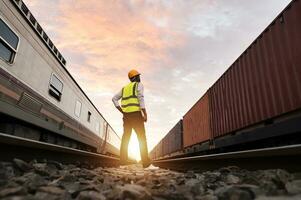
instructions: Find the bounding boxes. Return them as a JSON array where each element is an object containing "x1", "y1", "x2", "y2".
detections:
[{"x1": 24, "y1": 0, "x2": 291, "y2": 150}]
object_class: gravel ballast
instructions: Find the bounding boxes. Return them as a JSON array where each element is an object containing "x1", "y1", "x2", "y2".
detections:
[{"x1": 0, "y1": 159, "x2": 301, "y2": 199}]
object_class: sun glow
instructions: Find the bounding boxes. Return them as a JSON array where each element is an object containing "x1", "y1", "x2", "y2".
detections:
[{"x1": 128, "y1": 133, "x2": 141, "y2": 162}]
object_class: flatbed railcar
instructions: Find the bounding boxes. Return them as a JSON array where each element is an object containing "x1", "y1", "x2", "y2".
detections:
[
  {"x1": 150, "y1": 0, "x2": 301, "y2": 160},
  {"x1": 0, "y1": 0, "x2": 120, "y2": 156}
]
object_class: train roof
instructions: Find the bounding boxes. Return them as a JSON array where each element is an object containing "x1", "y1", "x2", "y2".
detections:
[{"x1": 9, "y1": 0, "x2": 120, "y2": 138}]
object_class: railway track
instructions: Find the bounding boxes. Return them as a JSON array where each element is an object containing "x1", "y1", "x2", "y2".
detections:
[
  {"x1": 153, "y1": 144, "x2": 301, "y2": 172},
  {"x1": 1, "y1": 132, "x2": 301, "y2": 199},
  {"x1": 0, "y1": 132, "x2": 121, "y2": 168}
]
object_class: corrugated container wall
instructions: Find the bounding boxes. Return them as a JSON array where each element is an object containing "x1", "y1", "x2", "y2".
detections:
[
  {"x1": 162, "y1": 120, "x2": 183, "y2": 156},
  {"x1": 162, "y1": 134, "x2": 170, "y2": 156},
  {"x1": 183, "y1": 92, "x2": 211, "y2": 148},
  {"x1": 209, "y1": 0, "x2": 301, "y2": 138},
  {"x1": 151, "y1": 149, "x2": 156, "y2": 160},
  {"x1": 155, "y1": 141, "x2": 163, "y2": 158},
  {"x1": 152, "y1": 150, "x2": 156, "y2": 160},
  {"x1": 170, "y1": 120, "x2": 183, "y2": 153}
]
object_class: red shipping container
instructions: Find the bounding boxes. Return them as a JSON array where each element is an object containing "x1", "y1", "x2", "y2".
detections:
[
  {"x1": 155, "y1": 141, "x2": 163, "y2": 158},
  {"x1": 183, "y1": 92, "x2": 211, "y2": 147},
  {"x1": 148, "y1": 148, "x2": 154, "y2": 159},
  {"x1": 162, "y1": 133, "x2": 170, "y2": 156},
  {"x1": 162, "y1": 120, "x2": 183, "y2": 156},
  {"x1": 209, "y1": 0, "x2": 301, "y2": 138},
  {"x1": 170, "y1": 120, "x2": 183, "y2": 153}
]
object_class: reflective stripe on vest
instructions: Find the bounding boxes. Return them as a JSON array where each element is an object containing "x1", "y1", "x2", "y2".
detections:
[{"x1": 121, "y1": 82, "x2": 140, "y2": 113}]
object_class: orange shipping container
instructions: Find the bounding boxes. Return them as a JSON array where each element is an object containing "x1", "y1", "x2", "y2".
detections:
[{"x1": 183, "y1": 92, "x2": 211, "y2": 148}]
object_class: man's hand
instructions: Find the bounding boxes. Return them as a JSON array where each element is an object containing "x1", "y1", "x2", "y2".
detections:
[{"x1": 142, "y1": 109, "x2": 147, "y2": 122}]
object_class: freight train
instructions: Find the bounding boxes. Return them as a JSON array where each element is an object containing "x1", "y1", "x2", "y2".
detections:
[
  {"x1": 0, "y1": 0, "x2": 120, "y2": 157},
  {"x1": 150, "y1": 0, "x2": 301, "y2": 160}
]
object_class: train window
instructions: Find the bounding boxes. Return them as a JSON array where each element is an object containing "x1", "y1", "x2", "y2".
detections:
[
  {"x1": 87, "y1": 111, "x2": 91, "y2": 122},
  {"x1": 0, "y1": 18, "x2": 19, "y2": 63},
  {"x1": 62, "y1": 58, "x2": 66, "y2": 65},
  {"x1": 43, "y1": 33, "x2": 48, "y2": 42},
  {"x1": 49, "y1": 74, "x2": 63, "y2": 101},
  {"x1": 29, "y1": 14, "x2": 36, "y2": 26},
  {"x1": 53, "y1": 46, "x2": 58, "y2": 55},
  {"x1": 36, "y1": 23, "x2": 43, "y2": 35},
  {"x1": 48, "y1": 40, "x2": 53, "y2": 49},
  {"x1": 74, "y1": 100, "x2": 81, "y2": 117},
  {"x1": 21, "y1": 3, "x2": 29, "y2": 15}
]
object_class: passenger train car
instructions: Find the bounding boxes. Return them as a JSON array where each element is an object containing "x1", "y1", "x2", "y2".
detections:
[
  {"x1": 150, "y1": 0, "x2": 301, "y2": 160},
  {"x1": 0, "y1": 0, "x2": 120, "y2": 156}
]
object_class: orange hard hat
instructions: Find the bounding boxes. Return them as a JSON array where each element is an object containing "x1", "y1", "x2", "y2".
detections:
[{"x1": 128, "y1": 69, "x2": 140, "y2": 79}]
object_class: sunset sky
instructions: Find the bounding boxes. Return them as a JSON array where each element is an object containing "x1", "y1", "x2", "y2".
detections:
[{"x1": 24, "y1": 0, "x2": 291, "y2": 159}]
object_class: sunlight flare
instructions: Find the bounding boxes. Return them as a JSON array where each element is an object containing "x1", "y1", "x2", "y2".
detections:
[{"x1": 128, "y1": 134, "x2": 141, "y2": 162}]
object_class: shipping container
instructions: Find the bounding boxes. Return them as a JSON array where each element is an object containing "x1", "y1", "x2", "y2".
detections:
[
  {"x1": 152, "y1": 149, "x2": 156, "y2": 159},
  {"x1": 162, "y1": 120, "x2": 183, "y2": 156},
  {"x1": 149, "y1": 149, "x2": 156, "y2": 160},
  {"x1": 209, "y1": 0, "x2": 301, "y2": 138},
  {"x1": 155, "y1": 141, "x2": 163, "y2": 159},
  {"x1": 183, "y1": 92, "x2": 211, "y2": 148},
  {"x1": 162, "y1": 133, "x2": 169, "y2": 156},
  {"x1": 170, "y1": 120, "x2": 183, "y2": 153}
]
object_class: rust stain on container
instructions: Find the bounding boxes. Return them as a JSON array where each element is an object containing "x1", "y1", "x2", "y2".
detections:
[
  {"x1": 209, "y1": 0, "x2": 301, "y2": 138},
  {"x1": 183, "y1": 92, "x2": 211, "y2": 148}
]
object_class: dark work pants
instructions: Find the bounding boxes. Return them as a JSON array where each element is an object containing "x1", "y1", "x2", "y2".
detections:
[{"x1": 120, "y1": 111, "x2": 150, "y2": 164}]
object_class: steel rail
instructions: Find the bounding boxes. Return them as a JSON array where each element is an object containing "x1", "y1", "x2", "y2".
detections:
[
  {"x1": 153, "y1": 144, "x2": 301, "y2": 172},
  {"x1": 0, "y1": 132, "x2": 121, "y2": 167}
]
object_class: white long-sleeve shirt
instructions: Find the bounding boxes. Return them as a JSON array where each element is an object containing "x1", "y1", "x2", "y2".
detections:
[{"x1": 112, "y1": 82, "x2": 145, "y2": 109}]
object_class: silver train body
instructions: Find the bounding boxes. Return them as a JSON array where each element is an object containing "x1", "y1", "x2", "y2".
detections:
[{"x1": 0, "y1": 0, "x2": 120, "y2": 156}]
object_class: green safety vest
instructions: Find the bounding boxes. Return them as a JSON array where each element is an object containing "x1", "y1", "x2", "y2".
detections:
[{"x1": 121, "y1": 82, "x2": 141, "y2": 113}]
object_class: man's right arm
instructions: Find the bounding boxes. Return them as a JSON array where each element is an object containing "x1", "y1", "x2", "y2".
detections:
[{"x1": 112, "y1": 90, "x2": 123, "y2": 114}]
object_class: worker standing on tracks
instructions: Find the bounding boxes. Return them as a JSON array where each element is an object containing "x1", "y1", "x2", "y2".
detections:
[{"x1": 112, "y1": 69, "x2": 151, "y2": 168}]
